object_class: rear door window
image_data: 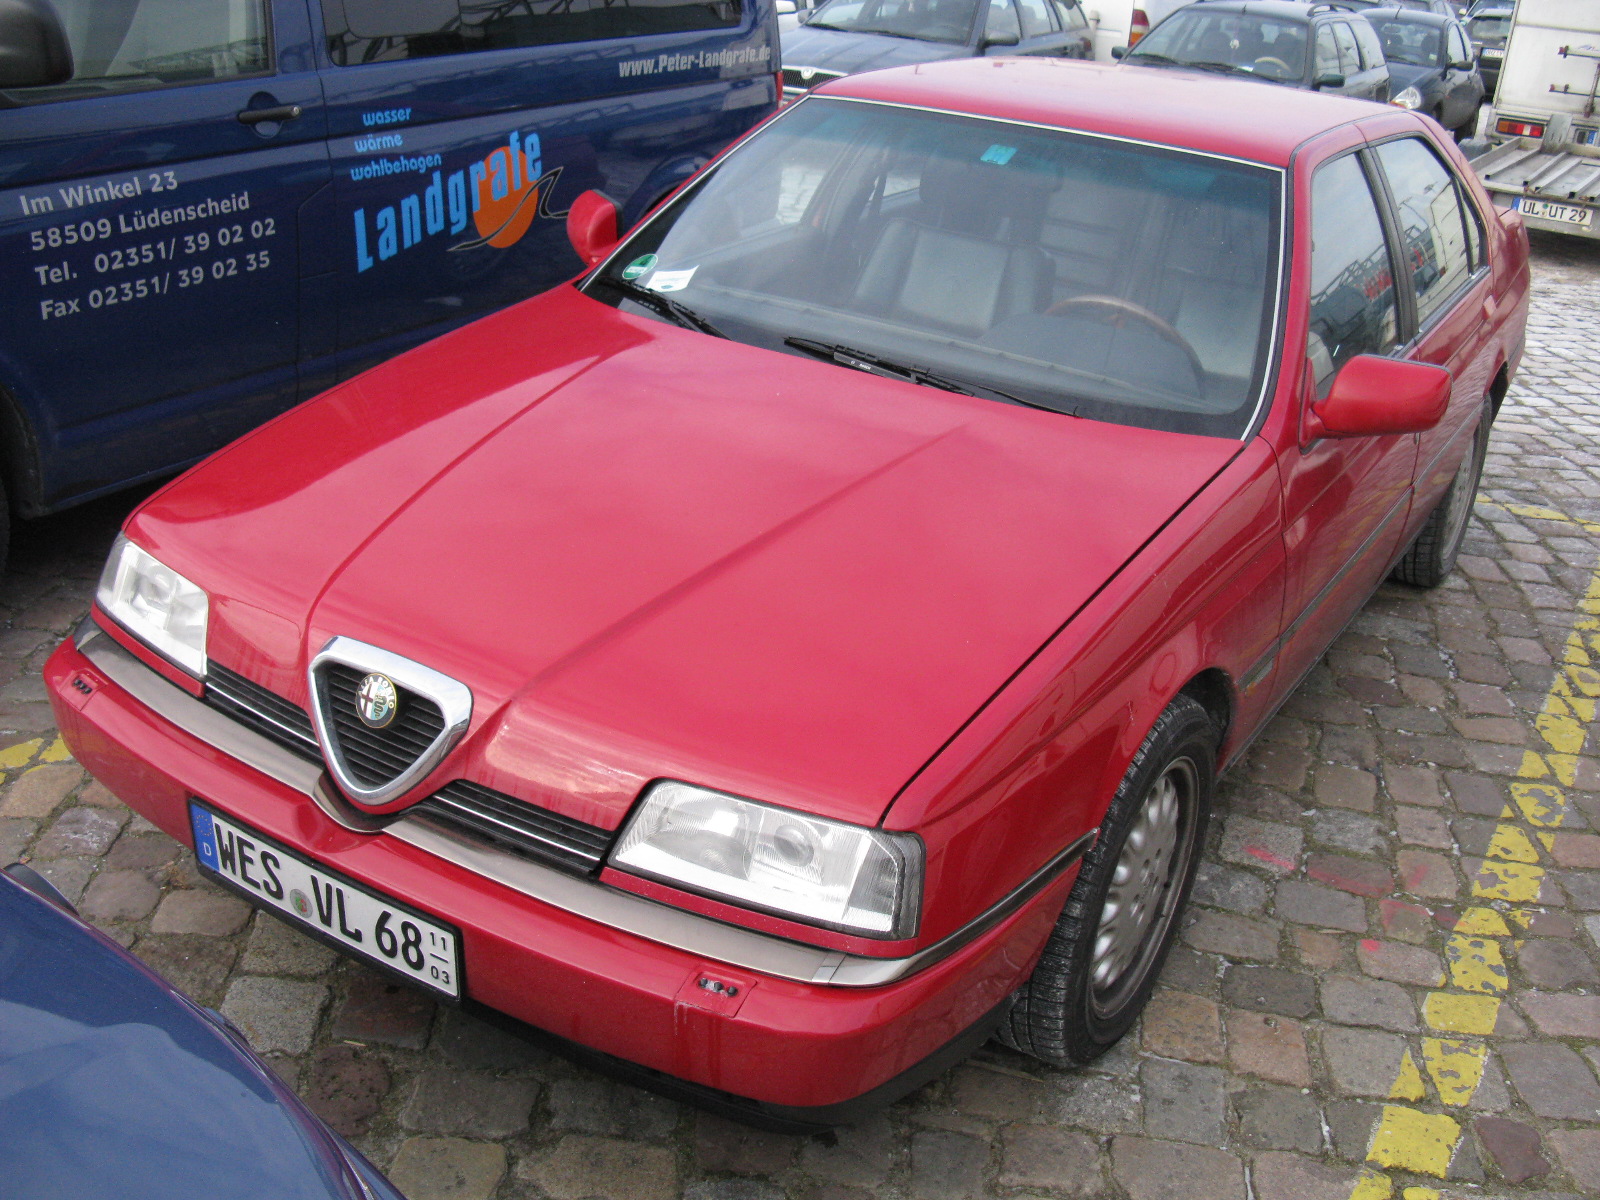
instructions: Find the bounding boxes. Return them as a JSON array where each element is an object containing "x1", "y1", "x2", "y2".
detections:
[
  {"x1": 1351, "y1": 18, "x2": 1383, "y2": 70},
  {"x1": 327, "y1": 0, "x2": 743, "y2": 64},
  {"x1": 1308, "y1": 152, "x2": 1399, "y2": 394},
  {"x1": 2, "y1": 0, "x2": 269, "y2": 102},
  {"x1": 1373, "y1": 137, "x2": 1475, "y2": 327},
  {"x1": 1016, "y1": 0, "x2": 1056, "y2": 39}
]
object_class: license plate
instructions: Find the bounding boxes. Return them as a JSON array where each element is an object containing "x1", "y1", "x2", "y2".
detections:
[
  {"x1": 1517, "y1": 197, "x2": 1594, "y2": 228},
  {"x1": 190, "y1": 802, "x2": 461, "y2": 998}
]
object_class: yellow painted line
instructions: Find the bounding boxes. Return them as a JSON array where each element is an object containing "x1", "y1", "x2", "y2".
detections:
[
  {"x1": 0, "y1": 738, "x2": 42, "y2": 770},
  {"x1": 1443, "y1": 932, "x2": 1507, "y2": 994},
  {"x1": 1368, "y1": 1108, "x2": 1461, "y2": 1177},
  {"x1": 1422, "y1": 991, "x2": 1502, "y2": 1036},
  {"x1": 1402, "y1": 1188, "x2": 1442, "y2": 1200},
  {"x1": 1389, "y1": 1050, "x2": 1427, "y2": 1101},
  {"x1": 1349, "y1": 1171, "x2": 1394, "y2": 1200},
  {"x1": 1420, "y1": 1038, "x2": 1489, "y2": 1107}
]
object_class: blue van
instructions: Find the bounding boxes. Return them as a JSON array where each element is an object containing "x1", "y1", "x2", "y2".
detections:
[{"x1": 0, "y1": 0, "x2": 777, "y2": 564}]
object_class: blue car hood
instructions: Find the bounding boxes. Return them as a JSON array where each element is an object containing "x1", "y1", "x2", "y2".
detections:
[
  {"x1": 1386, "y1": 61, "x2": 1444, "y2": 94},
  {"x1": 0, "y1": 877, "x2": 386, "y2": 1200},
  {"x1": 781, "y1": 25, "x2": 974, "y2": 74}
]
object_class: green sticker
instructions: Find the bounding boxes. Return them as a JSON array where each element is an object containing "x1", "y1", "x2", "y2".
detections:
[{"x1": 620, "y1": 253, "x2": 658, "y2": 281}]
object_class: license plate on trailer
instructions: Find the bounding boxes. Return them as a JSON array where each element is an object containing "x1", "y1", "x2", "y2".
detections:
[
  {"x1": 190, "y1": 802, "x2": 461, "y2": 998},
  {"x1": 1517, "y1": 197, "x2": 1594, "y2": 228}
]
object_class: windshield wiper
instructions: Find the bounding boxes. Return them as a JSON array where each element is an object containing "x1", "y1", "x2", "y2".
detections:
[
  {"x1": 1125, "y1": 51, "x2": 1181, "y2": 65},
  {"x1": 1182, "y1": 60, "x2": 1264, "y2": 77},
  {"x1": 783, "y1": 337, "x2": 1068, "y2": 414},
  {"x1": 802, "y1": 19, "x2": 848, "y2": 30},
  {"x1": 847, "y1": 26, "x2": 926, "y2": 40},
  {"x1": 592, "y1": 276, "x2": 726, "y2": 338}
]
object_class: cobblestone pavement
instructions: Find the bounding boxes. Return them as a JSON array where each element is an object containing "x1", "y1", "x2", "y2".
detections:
[{"x1": 5, "y1": 234, "x2": 1600, "y2": 1200}]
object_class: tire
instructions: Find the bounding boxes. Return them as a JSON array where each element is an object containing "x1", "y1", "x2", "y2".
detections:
[
  {"x1": 996, "y1": 694, "x2": 1216, "y2": 1066},
  {"x1": 1391, "y1": 398, "x2": 1492, "y2": 588}
]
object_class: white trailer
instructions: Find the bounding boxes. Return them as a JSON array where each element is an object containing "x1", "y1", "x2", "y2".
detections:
[{"x1": 1475, "y1": 0, "x2": 1600, "y2": 238}]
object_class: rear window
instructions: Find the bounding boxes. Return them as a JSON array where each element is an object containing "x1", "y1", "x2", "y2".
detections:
[
  {"x1": 326, "y1": 0, "x2": 743, "y2": 65},
  {"x1": 802, "y1": 0, "x2": 981, "y2": 46},
  {"x1": 1468, "y1": 15, "x2": 1510, "y2": 41},
  {"x1": 585, "y1": 98, "x2": 1284, "y2": 437}
]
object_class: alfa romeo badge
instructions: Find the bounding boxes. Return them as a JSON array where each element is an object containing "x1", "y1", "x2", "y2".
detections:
[{"x1": 355, "y1": 672, "x2": 399, "y2": 729}]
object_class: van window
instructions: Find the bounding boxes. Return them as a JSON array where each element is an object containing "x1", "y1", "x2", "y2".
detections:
[
  {"x1": 1332, "y1": 22, "x2": 1361, "y2": 77},
  {"x1": 326, "y1": 0, "x2": 743, "y2": 65},
  {"x1": 1, "y1": 0, "x2": 268, "y2": 102},
  {"x1": 1308, "y1": 152, "x2": 1398, "y2": 395}
]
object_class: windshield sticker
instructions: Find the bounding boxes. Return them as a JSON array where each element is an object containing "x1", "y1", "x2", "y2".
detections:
[
  {"x1": 647, "y1": 267, "x2": 697, "y2": 293},
  {"x1": 621, "y1": 254, "x2": 659, "y2": 281},
  {"x1": 980, "y1": 144, "x2": 1018, "y2": 166}
]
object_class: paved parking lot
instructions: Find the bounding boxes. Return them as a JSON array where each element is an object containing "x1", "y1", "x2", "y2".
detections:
[{"x1": 4, "y1": 234, "x2": 1600, "y2": 1200}]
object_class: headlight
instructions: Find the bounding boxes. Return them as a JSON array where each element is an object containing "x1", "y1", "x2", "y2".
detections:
[
  {"x1": 611, "y1": 781, "x2": 922, "y2": 938},
  {"x1": 96, "y1": 535, "x2": 209, "y2": 676},
  {"x1": 1393, "y1": 86, "x2": 1424, "y2": 110}
]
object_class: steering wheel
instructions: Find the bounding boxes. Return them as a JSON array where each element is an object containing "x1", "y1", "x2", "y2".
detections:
[
  {"x1": 1252, "y1": 55, "x2": 1292, "y2": 76},
  {"x1": 1044, "y1": 295, "x2": 1206, "y2": 383}
]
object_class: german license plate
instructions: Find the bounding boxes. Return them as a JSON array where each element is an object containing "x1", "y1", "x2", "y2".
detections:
[
  {"x1": 1517, "y1": 197, "x2": 1594, "y2": 228},
  {"x1": 190, "y1": 802, "x2": 461, "y2": 998}
]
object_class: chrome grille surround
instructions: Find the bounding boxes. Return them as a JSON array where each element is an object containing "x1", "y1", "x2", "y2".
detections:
[{"x1": 309, "y1": 637, "x2": 472, "y2": 806}]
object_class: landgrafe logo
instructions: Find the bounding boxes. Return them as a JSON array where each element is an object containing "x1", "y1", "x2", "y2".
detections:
[{"x1": 353, "y1": 130, "x2": 564, "y2": 273}]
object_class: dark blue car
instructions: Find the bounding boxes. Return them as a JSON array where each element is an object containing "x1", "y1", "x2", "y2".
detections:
[
  {"x1": 1363, "y1": 7, "x2": 1484, "y2": 140},
  {"x1": 0, "y1": 863, "x2": 404, "y2": 1200},
  {"x1": 781, "y1": 0, "x2": 1091, "y2": 103},
  {"x1": 0, "y1": 0, "x2": 778, "y2": 574}
]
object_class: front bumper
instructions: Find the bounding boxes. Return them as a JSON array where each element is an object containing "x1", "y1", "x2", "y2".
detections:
[{"x1": 46, "y1": 623, "x2": 1077, "y2": 1116}]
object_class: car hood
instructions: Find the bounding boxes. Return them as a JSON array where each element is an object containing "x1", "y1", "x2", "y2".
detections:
[
  {"x1": 137, "y1": 287, "x2": 1239, "y2": 829},
  {"x1": 782, "y1": 25, "x2": 972, "y2": 75},
  {"x1": 0, "y1": 875, "x2": 377, "y2": 1200},
  {"x1": 1386, "y1": 62, "x2": 1445, "y2": 93}
]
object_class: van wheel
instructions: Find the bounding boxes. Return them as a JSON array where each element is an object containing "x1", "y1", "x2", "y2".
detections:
[
  {"x1": 996, "y1": 695, "x2": 1215, "y2": 1066},
  {"x1": 1391, "y1": 398, "x2": 1492, "y2": 588}
]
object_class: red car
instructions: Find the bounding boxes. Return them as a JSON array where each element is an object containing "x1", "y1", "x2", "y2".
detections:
[{"x1": 47, "y1": 58, "x2": 1528, "y2": 1124}]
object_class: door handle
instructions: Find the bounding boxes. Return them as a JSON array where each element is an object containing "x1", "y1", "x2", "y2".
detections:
[{"x1": 238, "y1": 103, "x2": 303, "y2": 126}]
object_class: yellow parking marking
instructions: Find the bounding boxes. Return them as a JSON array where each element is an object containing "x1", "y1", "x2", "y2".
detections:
[
  {"x1": 1367, "y1": 1108, "x2": 1460, "y2": 1177},
  {"x1": 1509, "y1": 781, "x2": 1571, "y2": 827},
  {"x1": 1470, "y1": 859, "x2": 1546, "y2": 902},
  {"x1": 38, "y1": 737, "x2": 72, "y2": 763},
  {"x1": 1422, "y1": 991, "x2": 1502, "y2": 1036},
  {"x1": 1452, "y1": 907, "x2": 1509, "y2": 937},
  {"x1": 1444, "y1": 933, "x2": 1507, "y2": 993},
  {"x1": 1485, "y1": 824, "x2": 1539, "y2": 862},
  {"x1": 1389, "y1": 1050, "x2": 1428, "y2": 1101},
  {"x1": 1421, "y1": 1038, "x2": 1489, "y2": 1107},
  {"x1": 1349, "y1": 1171, "x2": 1394, "y2": 1200},
  {"x1": 1402, "y1": 1188, "x2": 1442, "y2": 1200},
  {"x1": 0, "y1": 738, "x2": 42, "y2": 770}
]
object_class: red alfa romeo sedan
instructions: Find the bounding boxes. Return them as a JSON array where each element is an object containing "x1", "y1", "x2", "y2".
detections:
[{"x1": 46, "y1": 58, "x2": 1528, "y2": 1124}]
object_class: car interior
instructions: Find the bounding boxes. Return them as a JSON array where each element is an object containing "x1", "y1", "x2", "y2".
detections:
[{"x1": 601, "y1": 102, "x2": 1280, "y2": 435}]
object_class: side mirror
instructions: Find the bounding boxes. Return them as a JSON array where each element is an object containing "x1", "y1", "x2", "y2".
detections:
[
  {"x1": 1450, "y1": 59, "x2": 1474, "y2": 70},
  {"x1": 0, "y1": 0, "x2": 73, "y2": 89},
  {"x1": 1307, "y1": 355, "x2": 1451, "y2": 440},
  {"x1": 983, "y1": 31, "x2": 1021, "y2": 51},
  {"x1": 566, "y1": 189, "x2": 620, "y2": 267},
  {"x1": 1112, "y1": 44, "x2": 1128, "y2": 59},
  {"x1": 1313, "y1": 72, "x2": 1346, "y2": 90}
]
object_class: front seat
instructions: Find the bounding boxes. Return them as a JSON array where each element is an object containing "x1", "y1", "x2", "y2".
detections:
[{"x1": 850, "y1": 156, "x2": 1054, "y2": 337}]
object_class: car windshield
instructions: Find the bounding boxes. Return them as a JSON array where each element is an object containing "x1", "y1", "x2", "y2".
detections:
[
  {"x1": 1127, "y1": 11, "x2": 1308, "y2": 83},
  {"x1": 802, "y1": 0, "x2": 978, "y2": 44},
  {"x1": 1468, "y1": 15, "x2": 1509, "y2": 40},
  {"x1": 583, "y1": 98, "x2": 1283, "y2": 437},
  {"x1": 1368, "y1": 18, "x2": 1444, "y2": 67}
]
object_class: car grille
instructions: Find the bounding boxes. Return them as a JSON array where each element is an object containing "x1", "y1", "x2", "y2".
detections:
[
  {"x1": 781, "y1": 66, "x2": 843, "y2": 94},
  {"x1": 410, "y1": 780, "x2": 613, "y2": 875},
  {"x1": 319, "y1": 663, "x2": 446, "y2": 788},
  {"x1": 203, "y1": 662, "x2": 608, "y2": 872},
  {"x1": 204, "y1": 662, "x2": 321, "y2": 763}
]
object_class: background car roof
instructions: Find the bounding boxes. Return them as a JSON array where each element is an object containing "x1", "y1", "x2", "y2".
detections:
[
  {"x1": 1155, "y1": 0, "x2": 1328, "y2": 19},
  {"x1": 1362, "y1": 7, "x2": 1452, "y2": 25},
  {"x1": 813, "y1": 57, "x2": 1392, "y2": 167}
]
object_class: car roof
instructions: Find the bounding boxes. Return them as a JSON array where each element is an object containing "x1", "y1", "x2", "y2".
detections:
[
  {"x1": 1363, "y1": 6, "x2": 1451, "y2": 24},
  {"x1": 814, "y1": 57, "x2": 1392, "y2": 168},
  {"x1": 1156, "y1": 0, "x2": 1329, "y2": 20}
]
